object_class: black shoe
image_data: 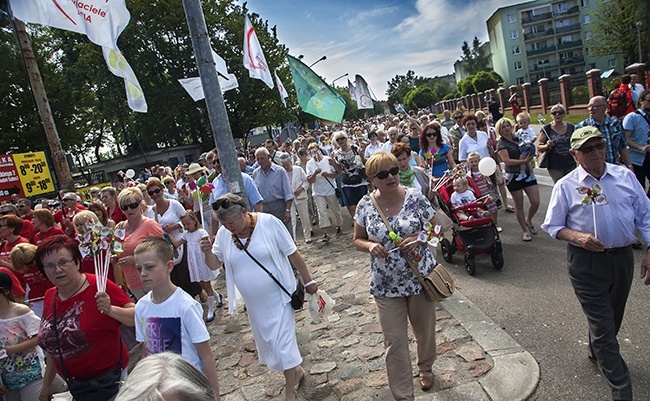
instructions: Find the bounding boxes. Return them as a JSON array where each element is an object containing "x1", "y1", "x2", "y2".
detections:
[
  {"x1": 215, "y1": 292, "x2": 223, "y2": 308},
  {"x1": 632, "y1": 240, "x2": 643, "y2": 250},
  {"x1": 205, "y1": 312, "x2": 216, "y2": 323},
  {"x1": 321, "y1": 233, "x2": 330, "y2": 242},
  {"x1": 336, "y1": 227, "x2": 342, "y2": 235}
]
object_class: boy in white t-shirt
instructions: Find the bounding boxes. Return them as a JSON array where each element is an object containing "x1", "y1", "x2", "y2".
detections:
[
  {"x1": 450, "y1": 177, "x2": 488, "y2": 221},
  {"x1": 134, "y1": 236, "x2": 220, "y2": 398},
  {"x1": 515, "y1": 113, "x2": 537, "y2": 182}
]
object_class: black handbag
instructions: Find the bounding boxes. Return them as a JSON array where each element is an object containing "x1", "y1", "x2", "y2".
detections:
[
  {"x1": 236, "y1": 238, "x2": 305, "y2": 310},
  {"x1": 324, "y1": 177, "x2": 342, "y2": 198},
  {"x1": 52, "y1": 297, "x2": 123, "y2": 401}
]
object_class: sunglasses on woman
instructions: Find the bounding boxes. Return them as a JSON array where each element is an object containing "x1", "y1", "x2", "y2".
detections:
[
  {"x1": 425, "y1": 131, "x2": 438, "y2": 137},
  {"x1": 551, "y1": 110, "x2": 565, "y2": 116},
  {"x1": 211, "y1": 198, "x2": 245, "y2": 211},
  {"x1": 374, "y1": 166, "x2": 400, "y2": 180},
  {"x1": 120, "y1": 202, "x2": 141, "y2": 211},
  {"x1": 147, "y1": 188, "x2": 162, "y2": 196}
]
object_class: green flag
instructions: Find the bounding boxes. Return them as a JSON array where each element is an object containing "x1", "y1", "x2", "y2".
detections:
[{"x1": 286, "y1": 55, "x2": 346, "y2": 123}]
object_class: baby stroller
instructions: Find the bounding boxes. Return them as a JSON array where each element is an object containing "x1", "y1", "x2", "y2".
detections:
[{"x1": 436, "y1": 177, "x2": 504, "y2": 275}]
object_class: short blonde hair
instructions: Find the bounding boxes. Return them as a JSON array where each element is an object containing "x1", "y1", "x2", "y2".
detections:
[
  {"x1": 146, "y1": 177, "x2": 164, "y2": 191},
  {"x1": 494, "y1": 117, "x2": 516, "y2": 140},
  {"x1": 10, "y1": 243, "x2": 37, "y2": 273},
  {"x1": 516, "y1": 112, "x2": 531, "y2": 123},
  {"x1": 365, "y1": 151, "x2": 398, "y2": 178},
  {"x1": 117, "y1": 187, "x2": 143, "y2": 208},
  {"x1": 467, "y1": 151, "x2": 481, "y2": 161},
  {"x1": 72, "y1": 211, "x2": 100, "y2": 234},
  {"x1": 134, "y1": 236, "x2": 173, "y2": 264},
  {"x1": 550, "y1": 103, "x2": 567, "y2": 114}
]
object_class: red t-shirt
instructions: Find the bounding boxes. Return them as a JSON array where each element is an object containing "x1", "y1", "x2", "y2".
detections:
[
  {"x1": 23, "y1": 213, "x2": 33, "y2": 221},
  {"x1": 32, "y1": 227, "x2": 65, "y2": 246},
  {"x1": 109, "y1": 205, "x2": 126, "y2": 224},
  {"x1": 0, "y1": 267, "x2": 26, "y2": 299},
  {"x1": 15, "y1": 265, "x2": 53, "y2": 302},
  {"x1": 38, "y1": 274, "x2": 132, "y2": 381},
  {"x1": 0, "y1": 236, "x2": 29, "y2": 266},
  {"x1": 19, "y1": 219, "x2": 36, "y2": 243}
]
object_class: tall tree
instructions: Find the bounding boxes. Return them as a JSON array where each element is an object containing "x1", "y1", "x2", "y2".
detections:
[
  {"x1": 460, "y1": 36, "x2": 491, "y2": 76},
  {"x1": 589, "y1": 0, "x2": 649, "y2": 66}
]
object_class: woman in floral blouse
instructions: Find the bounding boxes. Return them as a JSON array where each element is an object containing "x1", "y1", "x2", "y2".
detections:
[
  {"x1": 353, "y1": 151, "x2": 439, "y2": 400},
  {"x1": 418, "y1": 122, "x2": 455, "y2": 178}
]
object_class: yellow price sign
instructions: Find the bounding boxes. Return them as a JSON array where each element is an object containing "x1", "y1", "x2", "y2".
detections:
[{"x1": 11, "y1": 152, "x2": 54, "y2": 196}]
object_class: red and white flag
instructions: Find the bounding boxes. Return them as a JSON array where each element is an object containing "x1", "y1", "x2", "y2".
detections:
[
  {"x1": 9, "y1": 0, "x2": 147, "y2": 113},
  {"x1": 274, "y1": 70, "x2": 289, "y2": 107},
  {"x1": 243, "y1": 16, "x2": 274, "y2": 89},
  {"x1": 354, "y1": 75, "x2": 374, "y2": 110}
]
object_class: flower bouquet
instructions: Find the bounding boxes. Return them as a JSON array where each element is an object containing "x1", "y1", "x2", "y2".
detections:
[{"x1": 77, "y1": 216, "x2": 125, "y2": 292}]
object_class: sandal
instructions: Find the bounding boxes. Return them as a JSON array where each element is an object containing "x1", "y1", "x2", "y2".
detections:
[
  {"x1": 522, "y1": 233, "x2": 532, "y2": 242},
  {"x1": 294, "y1": 366, "x2": 305, "y2": 390},
  {"x1": 505, "y1": 206, "x2": 515, "y2": 213},
  {"x1": 528, "y1": 225, "x2": 538, "y2": 235}
]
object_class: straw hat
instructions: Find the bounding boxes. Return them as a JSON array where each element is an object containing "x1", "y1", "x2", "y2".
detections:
[{"x1": 186, "y1": 163, "x2": 206, "y2": 175}]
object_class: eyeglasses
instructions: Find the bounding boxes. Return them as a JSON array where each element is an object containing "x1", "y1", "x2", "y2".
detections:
[
  {"x1": 17, "y1": 204, "x2": 28, "y2": 208},
  {"x1": 147, "y1": 188, "x2": 162, "y2": 196},
  {"x1": 551, "y1": 110, "x2": 565, "y2": 116},
  {"x1": 374, "y1": 166, "x2": 400, "y2": 180},
  {"x1": 426, "y1": 132, "x2": 438, "y2": 137},
  {"x1": 120, "y1": 202, "x2": 141, "y2": 211},
  {"x1": 336, "y1": 137, "x2": 347, "y2": 142},
  {"x1": 211, "y1": 198, "x2": 245, "y2": 211},
  {"x1": 0, "y1": 224, "x2": 7, "y2": 228},
  {"x1": 454, "y1": 116, "x2": 463, "y2": 120},
  {"x1": 43, "y1": 258, "x2": 75, "y2": 271},
  {"x1": 577, "y1": 142, "x2": 606, "y2": 153}
]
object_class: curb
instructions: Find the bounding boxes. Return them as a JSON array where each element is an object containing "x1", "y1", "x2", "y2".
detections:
[{"x1": 434, "y1": 291, "x2": 540, "y2": 401}]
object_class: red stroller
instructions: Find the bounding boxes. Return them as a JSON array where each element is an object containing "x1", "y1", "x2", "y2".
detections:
[{"x1": 436, "y1": 177, "x2": 504, "y2": 275}]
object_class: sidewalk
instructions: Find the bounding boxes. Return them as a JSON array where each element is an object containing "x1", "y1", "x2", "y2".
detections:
[{"x1": 208, "y1": 227, "x2": 539, "y2": 401}]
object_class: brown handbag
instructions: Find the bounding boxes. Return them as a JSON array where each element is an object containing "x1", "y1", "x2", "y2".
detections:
[
  {"x1": 370, "y1": 193, "x2": 455, "y2": 302},
  {"x1": 536, "y1": 127, "x2": 550, "y2": 169}
]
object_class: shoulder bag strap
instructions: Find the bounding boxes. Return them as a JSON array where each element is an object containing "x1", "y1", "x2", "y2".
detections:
[
  {"x1": 369, "y1": 193, "x2": 430, "y2": 289},
  {"x1": 635, "y1": 110, "x2": 650, "y2": 127},
  {"x1": 235, "y1": 237, "x2": 292, "y2": 297},
  {"x1": 324, "y1": 176, "x2": 337, "y2": 189}
]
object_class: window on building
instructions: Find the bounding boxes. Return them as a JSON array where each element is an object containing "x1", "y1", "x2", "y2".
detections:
[
  {"x1": 514, "y1": 61, "x2": 523, "y2": 70},
  {"x1": 513, "y1": 46, "x2": 521, "y2": 55},
  {"x1": 585, "y1": 31, "x2": 592, "y2": 40},
  {"x1": 581, "y1": 0, "x2": 590, "y2": 6},
  {"x1": 508, "y1": 14, "x2": 516, "y2": 23},
  {"x1": 516, "y1": 77, "x2": 525, "y2": 85},
  {"x1": 608, "y1": 59, "x2": 616, "y2": 68},
  {"x1": 510, "y1": 30, "x2": 519, "y2": 39},
  {"x1": 584, "y1": 15, "x2": 591, "y2": 24}
]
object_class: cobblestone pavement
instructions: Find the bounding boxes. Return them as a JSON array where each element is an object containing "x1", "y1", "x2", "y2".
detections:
[{"x1": 208, "y1": 229, "x2": 495, "y2": 401}]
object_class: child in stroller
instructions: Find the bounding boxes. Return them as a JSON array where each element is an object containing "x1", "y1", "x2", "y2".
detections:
[{"x1": 450, "y1": 177, "x2": 490, "y2": 222}]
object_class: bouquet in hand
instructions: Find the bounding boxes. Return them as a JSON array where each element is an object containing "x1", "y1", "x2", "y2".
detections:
[{"x1": 77, "y1": 216, "x2": 125, "y2": 292}]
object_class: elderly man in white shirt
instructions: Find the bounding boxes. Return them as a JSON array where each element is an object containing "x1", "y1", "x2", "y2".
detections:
[{"x1": 541, "y1": 126, "x2": 650, "y2": 401}]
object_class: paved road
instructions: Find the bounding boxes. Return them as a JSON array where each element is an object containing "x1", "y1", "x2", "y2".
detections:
[{"x1": 444, "y1": 165, "x2": 650, "y2": 401}]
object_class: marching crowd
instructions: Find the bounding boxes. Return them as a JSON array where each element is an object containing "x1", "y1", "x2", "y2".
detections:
[{"x1": 0, "y1": 77, "x2": 649, "y2": 400}]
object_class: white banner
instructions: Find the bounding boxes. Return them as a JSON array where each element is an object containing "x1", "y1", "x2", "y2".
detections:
[
  {"x1": 354, "y1": 75, "x2": 374, "y2": 109},
  {"x1": 348, "y1": 79, "x2": 358, "y2": 104},
  {"x1": 274, "y1": 70, "x2": 289, "y2": 107},
  {"x1": 243, "y1": 16, "x2": 274, "y2": 89},
  {"x1": 178, "y1": 74, "x2": 239, "y2": 102},
  {"x1": 102, "y1": 47, "x2": 147, "y2": 112},
  {"x1": 9, "y1": 0, "x2": 130, "y2": 50}
]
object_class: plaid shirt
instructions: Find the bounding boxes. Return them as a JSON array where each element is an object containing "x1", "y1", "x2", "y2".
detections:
[{"x1": 576, "y1": 116, "x2": 626, "y2": 164}]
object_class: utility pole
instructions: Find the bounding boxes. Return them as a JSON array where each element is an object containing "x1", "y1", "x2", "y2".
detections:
[
  {"x1": 181, "y1": 0, "x2": 246, "y2": 199},
  {"x1": 12, "y1": 18, "x2": 75, "y2": 191}
]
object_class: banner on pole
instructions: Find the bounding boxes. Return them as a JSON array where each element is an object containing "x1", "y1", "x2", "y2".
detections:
[
  {"x1": 354, "y1": 75, "x2": 374, "y2": 109},
  {"x1": 243, "y1": 15, "x2": 274, "y2": 89},
  {"x1": 274, "y1": 70, "x2": 289, "y2": 107}
]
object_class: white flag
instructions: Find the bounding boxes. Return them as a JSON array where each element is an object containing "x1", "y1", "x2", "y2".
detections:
[
  {"x1": 243, "y1": 16, "x2": 274, "y2": 89},
  {"x1": 274, "y1": 70, "x2": 289, "y2": 107},
  {"x1": 10, "y1": 0, "x2": 147, "y2": 113},
  {"x1": 9, "y1": 0, "x2": 130, "y2": 51},
  {"x1": 354, "y1": 75, "x2": 374, "y2": 109},
  {"x1": 348, "y1": 79, "x2": 358, "y2": 104},
  {"x1": 178, "y1": 74, "x2": 239, "y2": 102},
  {"x1": 211, "y1": 50, "x2": 229, "y2": 77},
  {"x1": 102, "y1": 47, "x2": 147, "y2": 112}
]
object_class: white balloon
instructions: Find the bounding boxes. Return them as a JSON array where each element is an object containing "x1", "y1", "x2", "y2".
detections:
[
  {"x1": 126, "y1": 169, "x2": 136, "y2": 179},
  {"x1": 478, "y1": 157, "x2": 497, "y2": 176}
]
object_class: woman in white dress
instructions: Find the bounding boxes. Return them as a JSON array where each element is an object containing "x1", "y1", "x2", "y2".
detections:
[
  {"x1": 280, "y1": 154, "x2": 312, "y2": 243},
  {"x1": 200, "y1": 194, "x2": 318, "y2": 401}
]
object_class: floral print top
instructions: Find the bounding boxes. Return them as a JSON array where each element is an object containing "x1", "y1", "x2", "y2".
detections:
[{"x1": 355, "y1": 187, "x2": 436, "y2": 297}]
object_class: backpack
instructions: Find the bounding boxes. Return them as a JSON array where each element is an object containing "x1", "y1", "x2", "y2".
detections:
[{"x1": 607, "y1": 87, "x2": 632, "y2": 119}]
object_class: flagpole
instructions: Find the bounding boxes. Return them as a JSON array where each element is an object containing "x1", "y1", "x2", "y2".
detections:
[{"x1": 182, "y1": 0, "x2": 246, "y2": 200}]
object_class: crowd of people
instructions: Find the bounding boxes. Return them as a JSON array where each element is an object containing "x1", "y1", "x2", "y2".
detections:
[{"x1": 0, "y1": 82, "x2": 648, "y2": 400}]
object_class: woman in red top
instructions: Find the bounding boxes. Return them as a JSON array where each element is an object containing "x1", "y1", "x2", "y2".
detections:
[
  {"x1": 0, "y1": 215, "x2": 29, "y2": 301},
  {"x1": 35, "y1": 236, "x2": 135, "y2": 401},
  {"x1": 32, "y1": 209, "x2": 65, "y2": 246},
  {"x1": 100, "y1": 186, "x2": 126, "y2": 224},
  {"x1": 10, "y1": 242, "x2": 53, "y2": 317}
]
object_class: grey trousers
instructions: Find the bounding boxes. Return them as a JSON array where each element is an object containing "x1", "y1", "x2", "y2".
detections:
[
  {"x1": 567, "y1": 244, "x2": 634, "y2": 401},
  {"x1": 262, "y1": 199, "x2": 292, "y2": 238}
]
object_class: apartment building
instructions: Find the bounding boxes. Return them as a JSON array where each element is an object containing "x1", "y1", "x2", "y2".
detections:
[{"x1": 486, "y1": 0, "x2": 623, "y2": 86}]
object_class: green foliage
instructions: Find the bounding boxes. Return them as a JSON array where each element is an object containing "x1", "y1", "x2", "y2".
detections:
[
  {"x1": 403, "y1": 86, "x2": 437, "y2": 111},
  {"x1": 589, "y1": 0, "x2": 650, "y2": 66},
  {"x1": 460, "y1": 36, "x2": 491, "y2": 76},
  {"x1": 471, "y1": 71, "x2": 502, "y2": 93},
  {"x1": 386, "y1": 70, "x2": 455, "y2": 112},
  {"x1": 443, "y1": 92, "x2": 458, "y2": 101},
  {"x1": 0, "y1": 0, "x2": 299, "y2": 160}
]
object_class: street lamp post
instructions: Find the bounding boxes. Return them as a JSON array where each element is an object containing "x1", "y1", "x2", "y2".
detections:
[
  {"x1": 309, "y1": 56, "x2": 327, "y2": 68},
  {"x1": 635, "y1": 21, "x2": 642, "y2": 63},
  {"x1": 332, "y1": 73, "x2": 348, "y2": 87}
]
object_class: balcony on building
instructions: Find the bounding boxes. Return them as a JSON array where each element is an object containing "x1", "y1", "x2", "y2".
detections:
[
  {"x1": 552, "y1": 4, "x2": 580, "y2": 18},
  {"x1": 559, "y1": 53, "x2": 584, "y2": 67},
  {"x1": 554, "y1": 22, "x2": 581, "y2": 35},
  {"x1": 527, "y1": 44, "x2": 557, "y2": 57},
  {"x1": 524, "y1": 25, "x2": 555, "y2": 41},
  {"x1": 521, "y1": 6, "x2": 553, "y2": 26},
  {"x1": 557, "y1": 39, "x2": 582, "y2": 50}
]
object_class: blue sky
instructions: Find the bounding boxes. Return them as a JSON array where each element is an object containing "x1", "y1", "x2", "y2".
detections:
[{"x1": 242, "y1": 0, "x2": 521, "y2": 100}]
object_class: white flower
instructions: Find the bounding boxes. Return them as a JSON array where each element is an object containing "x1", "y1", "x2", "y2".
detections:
[
  {"x1": 100, "y1": 226, "x2": 112, "y2": 237},
  {"x1": 79, "y1": 245, "x2": 91, "y2": 258},
  {"x1": 114, "y1": 228, "x2": 126, "y2": 241},
  {"x1": 113, "y1": 242, "x2": 124, "y2": 254}
]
